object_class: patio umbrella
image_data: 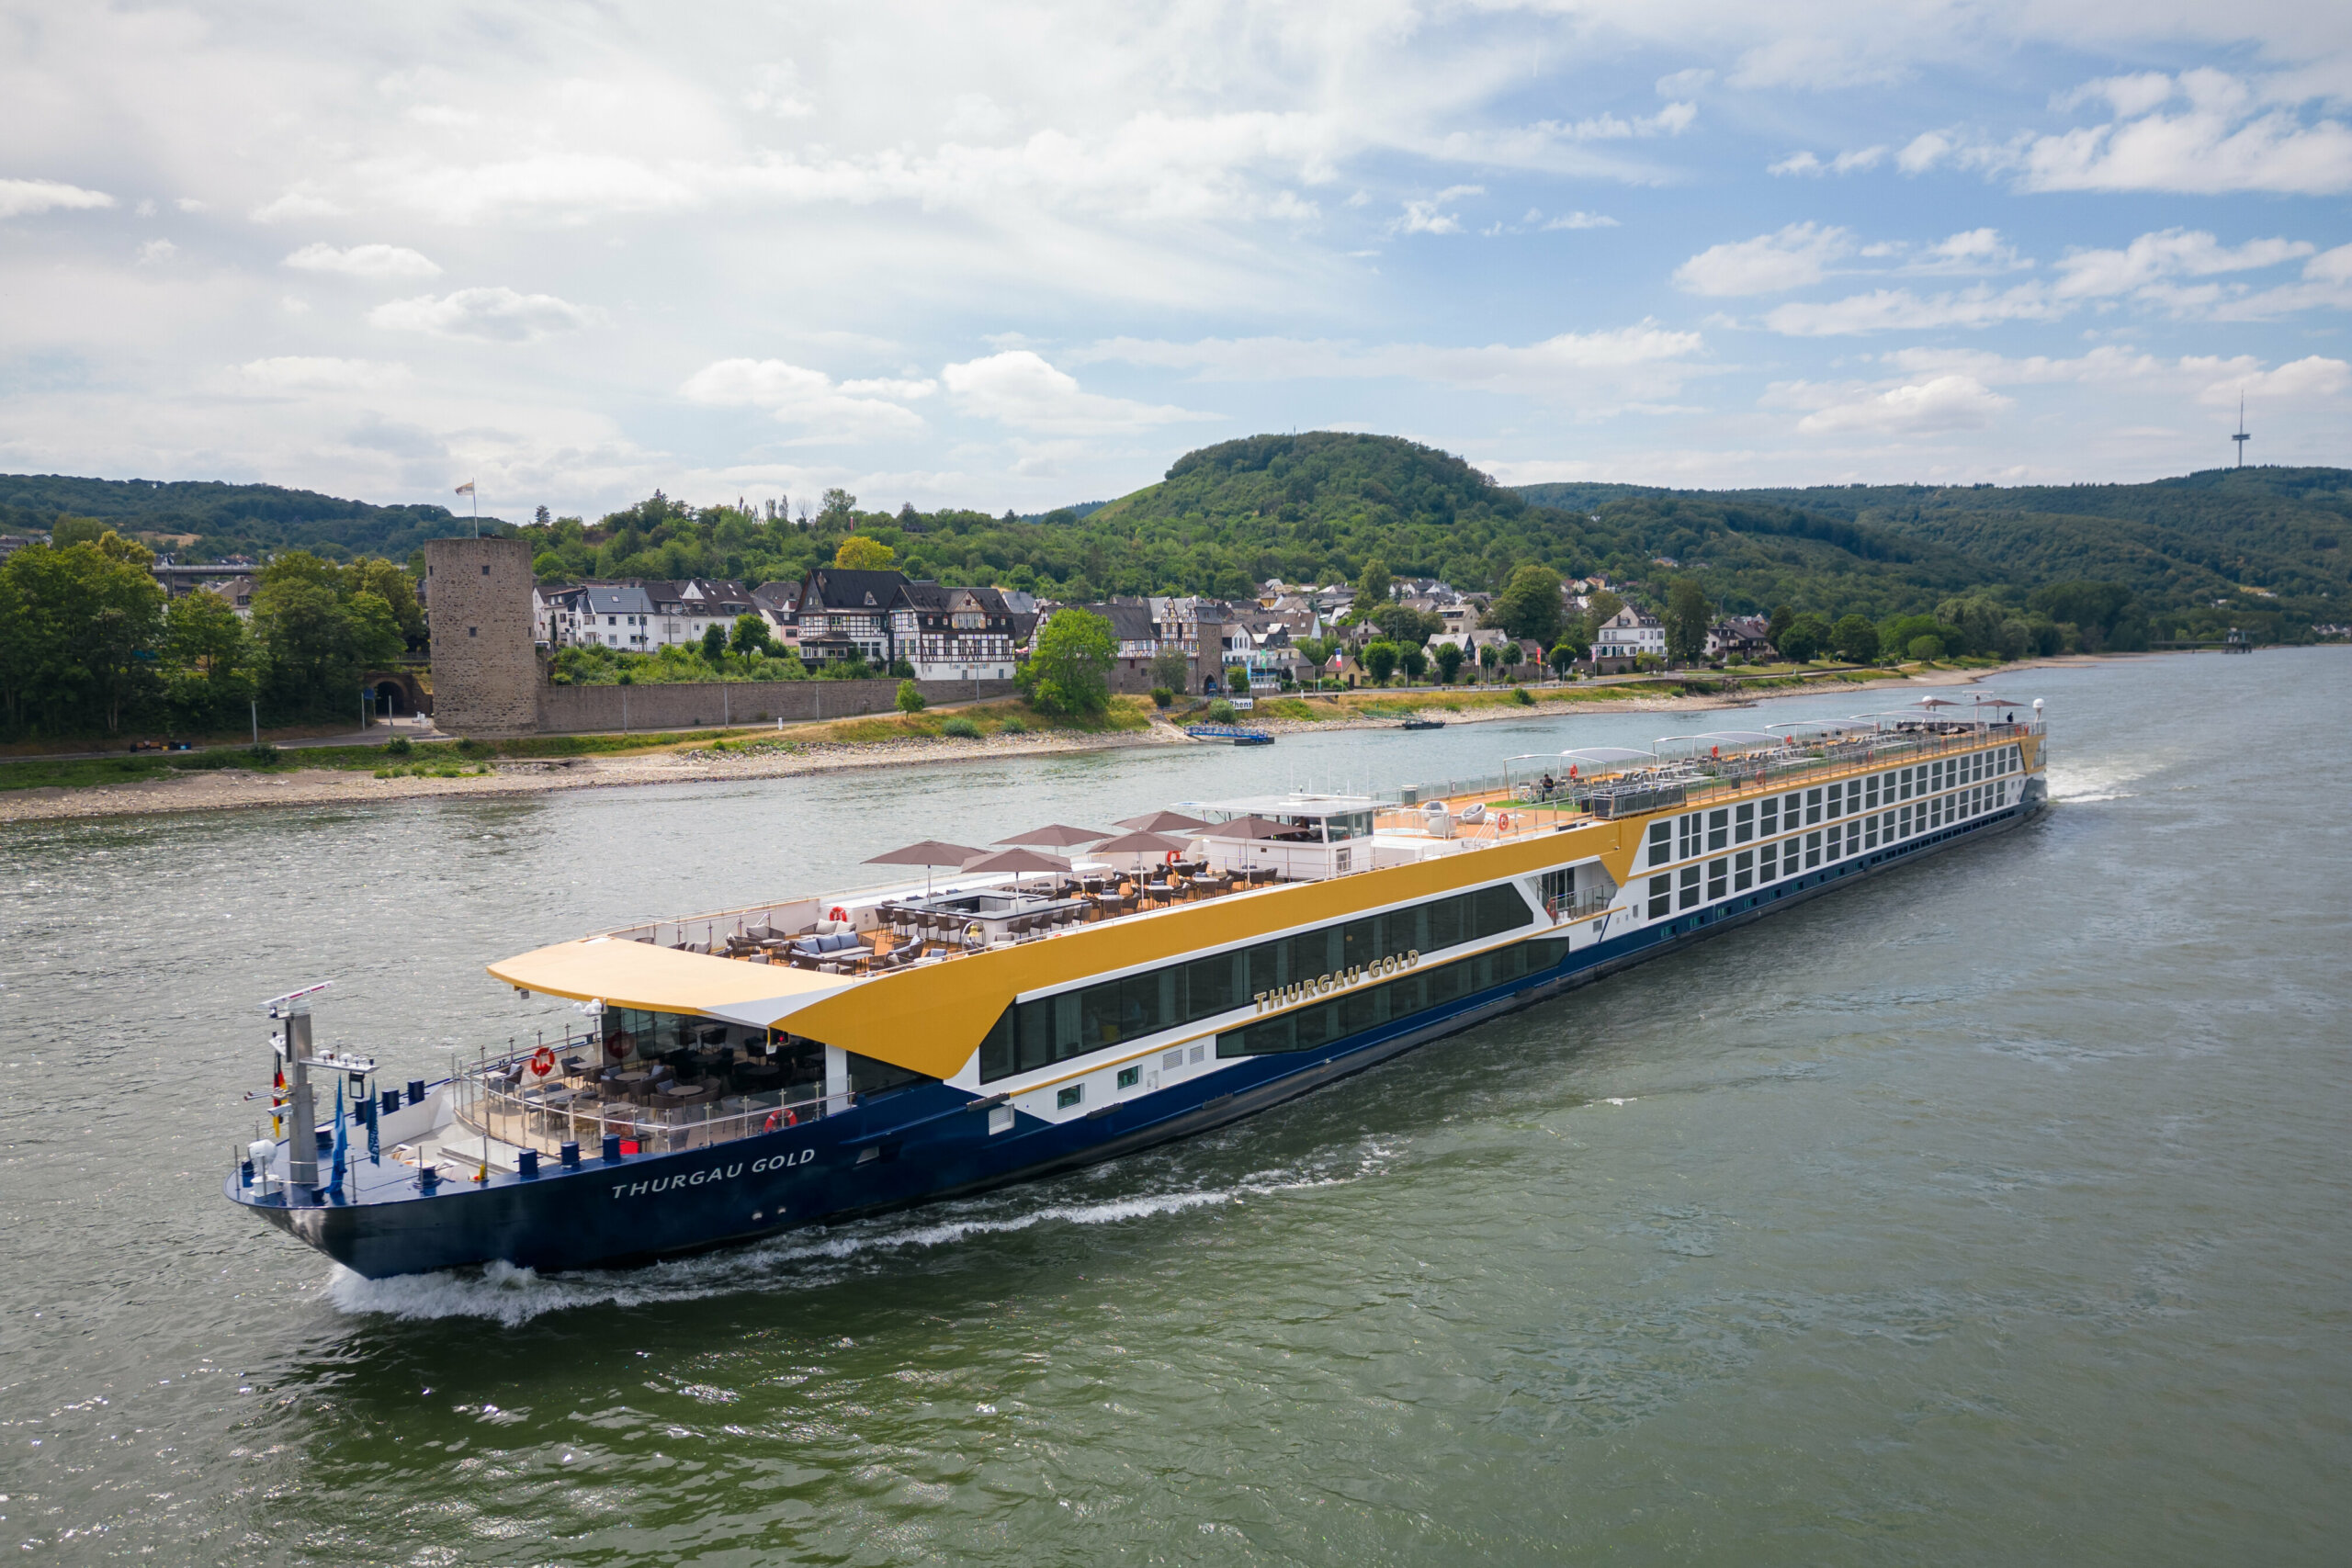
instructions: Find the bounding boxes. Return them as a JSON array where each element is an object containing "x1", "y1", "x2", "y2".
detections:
[
  {"x1": 1114, "y1": 809, "x2": 1215, "y2": 834},
  {"x1": 1091, "y1": 829, "x2": 1193, "y2": 881},
  {"x1": 865, "y1": 840, "x2": 984, "y2": 899},
  {"x1": 1197, "y1": 815, "x2": 1288, "y2": 876},
  {"x1": 959, "y1": 845, "x2": 1074, "y2": 892},
  {"x1": 994, "y1": 823, "x2": 1107, "y2": 848}
]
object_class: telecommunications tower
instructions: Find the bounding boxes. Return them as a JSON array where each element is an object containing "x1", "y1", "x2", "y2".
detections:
[{"x1": 2233, "y1": 393, "x2": 2250, "y2": 468}]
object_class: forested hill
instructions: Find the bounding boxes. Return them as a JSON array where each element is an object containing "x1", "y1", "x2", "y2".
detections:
[
  {"x1": 1515, "y1": 465, "x2": 2352, "y2": 628},
  {"x1": 0, "y1": 473, "x2": 510, "y2": 561}
]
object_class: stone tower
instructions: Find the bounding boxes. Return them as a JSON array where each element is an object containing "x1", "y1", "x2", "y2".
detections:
[{"x1": 424, "y1": 536, "x2": 538, "y2": 736}]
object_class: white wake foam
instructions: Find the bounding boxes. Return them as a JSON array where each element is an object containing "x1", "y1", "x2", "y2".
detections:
[{"x1": 325, "y1": 1144, "x2": 1392, "y2": 1326}]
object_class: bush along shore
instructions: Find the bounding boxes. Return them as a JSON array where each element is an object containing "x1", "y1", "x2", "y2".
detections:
[{"x1": 0, "y1": 660, "x2": 2080, "y2": 825}]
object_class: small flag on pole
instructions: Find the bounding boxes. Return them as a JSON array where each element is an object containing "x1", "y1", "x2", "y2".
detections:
[{"x1": 454, "y1": 480, "x2": 476, "y2": 495}]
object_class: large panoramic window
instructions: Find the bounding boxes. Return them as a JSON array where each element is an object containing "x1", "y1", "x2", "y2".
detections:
[
  {"x1": 977, "y1": 881, "x2": 1535, "y2": 1081},
  {"x1": 1218, "y1": 934, "x2": 1576, "y2": 1057}
]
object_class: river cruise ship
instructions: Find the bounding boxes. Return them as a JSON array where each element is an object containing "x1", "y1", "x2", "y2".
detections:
[{"x1": 229, "y1": 698, "x2": 2048, "y2": 1279}]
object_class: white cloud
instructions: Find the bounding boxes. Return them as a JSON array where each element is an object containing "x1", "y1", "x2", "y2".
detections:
[
  {"x1": 2054, "y1": 229, "x2": 2313, "y2": 299},
  {"x1": 941, "y1": 351, "x2": 1215, "y2": 434},
  {"x1": 284, "y1": 242, "x2": 443, "y2": 281},
  {"x1": 1675, "y1": 222, "x2": 1850, "y2": 296},
  {"x1": 2191, "y1": 354, "x2": 2350, "y2": 405},
  {"x1": 743, "y1": 62, "x2": 815, "y2": 119},
  {"x1": 1770, "y1": 146, "x2": 1885, "y2": 177},
  {"x1": 0, "y1": 178, "x2": 114, "y2": 220},
  {"x1": 250, "y1": 185, "x2": 347, "y2": 222},
  {"x1": 678, "y1": 357, "x2": 930, "y2": 442},
  {"x1": 228, "y1": 356, "x2": 413, "y2": 393},
  {"x1": 2054, "y1": 73, "x2": 2177, "y2": 119},
  {"x1": 1539, "y1": 210, "x2": 1619, "y2": 231},
  {"x1": 136, "y1": 239, "x2": 176, "y2": 265},
  {"x1": 1072, "y1": 323, "x2": 1709, "y2": 402},
  {"x1": 1794, "y1": 376, "x2": 2012, "y2": 434},
  {"x1": 368, "y1": 287, "x2": 600, "y2": 342},
  {"x1": 1764, "y1": 284, "x2": 2059, "y2": 335},
  {"x1": 1730, "y1": 38, "x2": 1906, "y2": 91},
  {"x1": 1396, "y1": 186, "x2": 1483, "y2": 236}
]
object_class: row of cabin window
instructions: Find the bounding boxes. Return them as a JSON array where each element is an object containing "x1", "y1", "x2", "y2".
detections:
[
  {"x1": 978, "y1": 882, "x2": 1535, "y2": 1082},
  {"x1": 1217, "y1": 934, "x2": 1576, "y2": 1058},
  {"x1": 1648, "y1": 745, "x2": 2019, "y2": 868},
  {"x1": 1646, "y1": 775, "x2": 2013, "y2": 917}
]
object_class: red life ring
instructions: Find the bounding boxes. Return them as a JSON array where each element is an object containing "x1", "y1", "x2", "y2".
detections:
[
  {"x1": 1164, "y1": 851, "x2": 1181, "y2": 866},
  {"x1": 828, "y1": 906, "x2": 848, "y2": 924},
  {"x1": 763, "y1": 1107, "x2": 797, "y2": 1134},
  {"x1": 528, "y1": 1046, "x2": 556, "y2": 1077}
]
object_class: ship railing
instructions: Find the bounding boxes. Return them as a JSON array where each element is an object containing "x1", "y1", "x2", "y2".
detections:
[
  {"x1": 448, "y1": 1049, "x2": 856, "y2": 1159},
  {"x1": 1545, "y1": 889, "x2": 1614, "y2": 922}
]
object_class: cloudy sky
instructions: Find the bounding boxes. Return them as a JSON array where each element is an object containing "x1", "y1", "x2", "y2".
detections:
[{"x1": 4, "y1": 1, "x2": 2348, "y2": 519}]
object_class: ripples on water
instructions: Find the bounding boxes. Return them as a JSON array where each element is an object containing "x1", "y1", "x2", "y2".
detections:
[{"x1": 3, "y1": 653, "x2": 2348, "y2": 1564}]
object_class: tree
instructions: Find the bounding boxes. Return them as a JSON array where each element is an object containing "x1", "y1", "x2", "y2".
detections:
[
  {"x1": 1399, "y1": 644, "x2": 1428, "y2": 682},
  {"x1": 1768, "y1": 604, "x2": 1794, "y2": 649},
  {"x1": 1370, "y1": 601, "x2": 1442, "y2": 645},
  {"x1": 700, "y1": 624, "x2": 729, "y2": 663},
  {"x1": 1582, "y1": 589, "x2": 1623, "y2": 645},
  {"x1": 0, "y1": 532, "x2": 166, "y2": 737},
  {"x1": 1907, "y1": 634, "x2": 1946, "y2": 661},
  {"x1": 1151, "y1": 646, "x2": 1190, "y2": 693},
  {"x1": 1477, "y1": 641, "x2": 1500, "y2": 681},
  {"x1": 1356, "y1": 556, "x2": 1393, "y2": 610},
  {"x1": 730, "y1": 613, "x2": 772, "y2": 657},
  {"x1": 1775, "y1": 611, "x2": 1832, "y2": 663},
  {"x1": 1021, "y1": 607, "x2": 1114, "y2": 715},
  {"x1": 1487, "y1": 563, "x2": 1563, "y2": 646},
  {"x1": 1362, "y1": 639, "x2": 1400, "y2": 684},
  {"x1": 895, "y1": 678, "x2": 925, "y2": 713},
  {"x1": 1548, "y1": 640, "x2": 1578, "y2": 677},
  {"x1": 162, "y1": 587, "x2": 254, "y2": 729},
  {"x1": 1433, "y1": 641, "x2": 1465, "y2": 683},
  {"x1": 1664, "y1": 578, "x2": 1711, "y2": 665},
  {"x1": 818, "y1": 489, "x2": 858, "y2": 527},
  {"x1": 250, "y1": 551, "x2": 403, "y2": 720},
  {"x1": 832, "y1": 536, "x2": 896, "y2": 570},
  {"x1": 1830, "y1": 614, "x2": 1881, "y2": 662}
]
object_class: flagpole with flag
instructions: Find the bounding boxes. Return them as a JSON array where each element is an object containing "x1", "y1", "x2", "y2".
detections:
[{"x1": 456, "y1": 479, "x2": 477, "y2": 537}]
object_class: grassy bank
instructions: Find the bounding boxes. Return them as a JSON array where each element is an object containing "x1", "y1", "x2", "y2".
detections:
[{"x1": 0, "y1": 696, "x2": 1159, "y2": 794}]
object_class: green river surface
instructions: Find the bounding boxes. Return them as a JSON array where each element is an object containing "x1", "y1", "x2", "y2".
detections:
[{"x1": 2, "y1": 650, "x2": 2346, "y2": 1565}]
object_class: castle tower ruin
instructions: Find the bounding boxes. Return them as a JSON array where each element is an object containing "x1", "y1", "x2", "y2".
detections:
[{"x1": 424, "y1": 536, "x2": 539, "y2": 736}]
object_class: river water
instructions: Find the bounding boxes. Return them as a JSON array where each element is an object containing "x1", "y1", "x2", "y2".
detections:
[{"x1": 3, "y1": 652, "x2": 2346, "y2": 1565}]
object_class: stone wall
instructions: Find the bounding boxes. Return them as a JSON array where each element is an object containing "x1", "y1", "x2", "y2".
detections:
[
  {"x1": 424, "y1": 537, "x2": 538, "y2": 736},
  {"x1": 535, "y1": 677, "x2": 1020, "y2": 734}
]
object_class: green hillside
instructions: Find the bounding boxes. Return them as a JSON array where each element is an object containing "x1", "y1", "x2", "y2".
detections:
[{"x1": 0, "y1": 474, "x2": 510, "y2": 561}]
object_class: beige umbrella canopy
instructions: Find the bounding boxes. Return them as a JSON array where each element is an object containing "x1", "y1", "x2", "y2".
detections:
[
  {"x1": 1115, "y1": 809, "x2": 1214, "y2": 834},
  {"x1": 1198, "y1": 815, "x2": 1288, "y2": 840},
  {"x1": 865, "y1": 840, "x2": 987, "y2": 898},
  {"x1": 994, "y1": 823, "x2": 1107, "y2": 848},
  {"x1": 1091, "y1": 829, "x2": 1192, "y2": 877},
  {"x1": 960, "y1": 845, "x2": 1075, "y2": 885}
]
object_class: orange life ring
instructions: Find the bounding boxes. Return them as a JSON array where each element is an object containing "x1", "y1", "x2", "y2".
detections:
[
  {"x1": 528, "y1": 1046, "x2": 556, "y2": 1077},
  {"x1": 828, "y1": 906, "x2": 848, "y2": 924},
  {"x1": 1164, "y1": 851, "x2": 1181, "y2": 866},
  {"x1": 763, "y1": 1107, "x2": 797, "y2": 1133}
]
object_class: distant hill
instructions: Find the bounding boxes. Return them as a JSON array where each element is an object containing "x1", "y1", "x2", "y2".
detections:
[
  {"x1": 0, "y1": 474, "x2": 511, "y2": 562},
  {"x1": 1517, "y1": 467, "x2": 2352, "y2": 624}
]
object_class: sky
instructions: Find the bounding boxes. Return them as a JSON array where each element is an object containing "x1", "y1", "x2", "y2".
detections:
[{"x1": 3, "y1": 1, "x2": 2349, "y2": 522}]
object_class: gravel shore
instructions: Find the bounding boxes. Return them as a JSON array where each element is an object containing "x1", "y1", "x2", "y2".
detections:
[{"x1": 0, "y1": 662, "x2": 2075, "y2": 827}]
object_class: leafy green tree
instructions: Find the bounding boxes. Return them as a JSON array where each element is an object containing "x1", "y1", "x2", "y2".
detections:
[
  {"x1": 730, "y1": 613, "x2": 772, "y2": 657},
  {"x1": 1830, "y1": 614, "x2": 1881, "y2": 662},
  {"x1": 49, "y1": 516, "x2": 107, "y2": 548},
  {"x1": 1775, "y1": 612, "x2": 1831, "y2": 663},
  {"x1": 1356, "y1": 556, "x2": 1393, "y2": 610},
  {"x1": 251, "y1": 551, "x2": 404, "y2": 720},
  {"x1": 895, "y1": 678, "x2": 925, "y2": 713},
  {"x1": 163, "y1": 587, "x2": 254, "y2": 728},
  {"x1": 1433, "y1": 641, "x2": 1465, "y2": 683},
  {"x1": 1768, "y1": 604, "x2": 1794, "y2": 649},
  {"x1": 1399, "y1": 644, "x2": 1428, "y2": 682},
  {"x1": 1362, "y1": 639, "x2": 1400, "y2": 684},
  {"x1": 1151, "y1": 646, "x2": 1191, "y2": 693},
  {"x1": 1582, "y1": 589, "x2": 1623, "y2": 645},
  {"x1": 832, "y1": 536, "x2": 896, "y2": 570},
  {"x1": 818, "y1": 489, "x2": 859, "y2": 528},
  {"x1": 1548, "y1": 640, "x2": 1579, "y2": 677},
  {"x1": 1021, "y1": 607, "x2": 1114, "y2": 715},
  {"x1": 1487, "y1": 563, "x2": 1563, "y2": 645},
  {"x1": 1370, "y1": 601, "x2": 1442, "y2": 645},
  {"x1": 1907, "y1": 634, "x2": 1946, "y2": 661},
  {"x1": 0, "y1": 532, "x2": 166, "y2": 736},
  {"x1": 700, "y1": 624, "x2": 729, "y2": 663},
  {"x1": 1664, "y1": 578, "x2": 1711, "y2": 665}
]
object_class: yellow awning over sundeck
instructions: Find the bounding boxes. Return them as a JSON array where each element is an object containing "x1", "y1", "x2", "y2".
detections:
[{"x1": 487, "y1": 938, "x2": 862, "y2": 1032}]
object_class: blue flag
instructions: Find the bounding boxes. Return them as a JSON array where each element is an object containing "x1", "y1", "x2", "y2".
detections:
[
  {"x1": 330, "y1": 1079, "x2": 348, "y2": 1194},
  {"x1": 365, "y1": 1086, "x2": 380, "y2": 1165}
]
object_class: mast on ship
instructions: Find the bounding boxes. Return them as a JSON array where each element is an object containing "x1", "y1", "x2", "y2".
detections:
[{"x1": 261, "y1": 982, "x2": 375, "y2": 1196}]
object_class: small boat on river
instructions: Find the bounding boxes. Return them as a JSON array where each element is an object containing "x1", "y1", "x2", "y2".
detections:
[
  {"x1": 1183, "y1": 724, "x2": 1274, "y2": 745},
  {"x1": 1400, "y1": 716, "x2": 1445, "y2": 730},
  {"x1": 227, "y1": 698, "x2": 2048, "y2": 1279}
]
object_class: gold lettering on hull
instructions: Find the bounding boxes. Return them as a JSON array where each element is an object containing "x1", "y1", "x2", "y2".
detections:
[{"x1": 1251, "y1": 950, "x2": 1420, "y2": 1014}]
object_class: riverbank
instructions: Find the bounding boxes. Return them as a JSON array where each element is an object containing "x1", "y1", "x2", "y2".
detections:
[{"x1": 0, "y1": 659, "x2": 2096, "y2": 826}]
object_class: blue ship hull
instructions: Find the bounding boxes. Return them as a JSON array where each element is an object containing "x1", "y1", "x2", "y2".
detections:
[{"x1": 231, "y1": 788, "x2": 2043, "y2": 1279}]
